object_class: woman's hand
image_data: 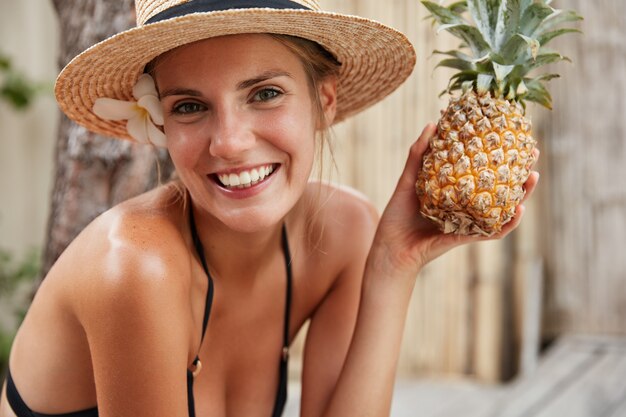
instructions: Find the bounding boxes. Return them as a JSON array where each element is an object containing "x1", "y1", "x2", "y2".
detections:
[{"x1": 368, "y1": 123, "x2": 540, "y2": 279}]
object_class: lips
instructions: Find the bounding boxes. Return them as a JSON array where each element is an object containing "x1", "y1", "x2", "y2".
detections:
[{"x1": 215, "y1": 164, "x2": 276, "y2": 189}]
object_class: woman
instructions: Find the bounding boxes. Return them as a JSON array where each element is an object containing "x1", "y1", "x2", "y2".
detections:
[{"x1": 1, "y1": 1, "x2": 538, "y2": 417}]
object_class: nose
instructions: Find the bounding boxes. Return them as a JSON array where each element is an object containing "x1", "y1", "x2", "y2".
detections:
[{"x1": 208, "y1": 106, "x2": 256, "y2": 159}]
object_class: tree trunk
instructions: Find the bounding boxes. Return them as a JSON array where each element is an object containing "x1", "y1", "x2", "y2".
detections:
[{"x1": 42, "y1": 0, "x2": 174, "y2": 277}]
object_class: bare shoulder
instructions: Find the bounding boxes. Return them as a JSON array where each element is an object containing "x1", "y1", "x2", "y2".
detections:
[
  {"x1": 49, "y1": 183, "x2": 192, "y2": 322},
  {"x1": 7, "y1": 184, "x2": 193, "y2": 407},
  {"x1": 299, "y1": 180, "x2": 379, "y2": 266},
  {"x1": 305, "y1": 179, "x2": 378, "y2": 229},
  {"x1": 311, "y1": 180, "x2": 378, "y2": 218},
  {"x1": 21, "y1": 184, "x2": 195, "y2": 415}
]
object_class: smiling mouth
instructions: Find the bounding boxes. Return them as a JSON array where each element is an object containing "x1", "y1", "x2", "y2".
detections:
[{"x1": 214, "y1": 164, "x2": 277, "y2": 189}]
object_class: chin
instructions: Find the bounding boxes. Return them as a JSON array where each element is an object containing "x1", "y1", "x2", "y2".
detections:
[{"x1": 216, "y1": 209, "x2": 287, "y2": 234}]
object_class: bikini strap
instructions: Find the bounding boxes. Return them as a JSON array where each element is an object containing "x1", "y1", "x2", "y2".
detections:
[
  {"x1": 188, "y1": 204, "x2": 214, "y2": 364},
  {"x1": 280, "y1": 223, "x2": 292, "y2": 358},
  {"x1": 186, "y1": 206, "x2": 291, "y2": 417},
  {"x1": 271, "y1": 223, "x2": 292, "y2": 417}
]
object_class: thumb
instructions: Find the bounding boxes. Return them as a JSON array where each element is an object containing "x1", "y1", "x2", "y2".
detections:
[{"x1": 395, "y1": 123, "x2": 437, "y2": 194}]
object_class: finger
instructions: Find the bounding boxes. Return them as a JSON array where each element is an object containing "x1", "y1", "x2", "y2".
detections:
[
  {"x1": 530, "y1": 148, "x2": 540, "y2": 169},
  {"x1": 521, "y1": 171, "x2": 540, "y2": 205},
  {"x1": 396, "y1": 123, "x2": 437, "y2": 193},
  {"x1": 489, "y1": 203, "x2": 527, "y2": 239},
  {"x1": 533, "y1": 148, "x2": 541, "y2": 159}
]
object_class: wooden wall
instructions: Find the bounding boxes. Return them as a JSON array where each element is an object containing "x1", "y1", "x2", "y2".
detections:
[
  {"x1": 2, "y1": 0, "x2": 622, "y2": 385},
  {"x1": 537, "y1": 0, "x2": 626, "y2": 337},
  {"x1": 306, "y1": 0, "x2": 625, "y2": 383},
  {"x1": 293, "y1": 0, "x2": 548, "y2": 383}
]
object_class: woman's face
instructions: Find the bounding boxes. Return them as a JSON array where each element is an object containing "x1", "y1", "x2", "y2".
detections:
[{"x1": 155, "y1": 34, "x2": 336, "y2": 232}]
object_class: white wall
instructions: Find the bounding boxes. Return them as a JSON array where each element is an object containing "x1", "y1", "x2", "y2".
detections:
[{"x1": 0, "y1": 0, "x2": 59, "y2": 259}]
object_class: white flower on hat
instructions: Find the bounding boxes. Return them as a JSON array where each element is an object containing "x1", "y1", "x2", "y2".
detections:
[{"x1": 93, "y1": 74, "x2": 166, "y2": 147}]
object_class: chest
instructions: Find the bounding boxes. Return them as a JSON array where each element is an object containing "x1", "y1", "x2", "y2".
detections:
[
  {"x1": 188, "y1": 275, "x2": 290, "y2": 417},
  {"x1": 184, "y1": 233, "x2": 340, "y2": 416}
]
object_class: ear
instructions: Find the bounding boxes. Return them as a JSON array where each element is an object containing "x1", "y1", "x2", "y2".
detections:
[{"x1": 317, "y1": 76, "x2": 337, "y2": 129}]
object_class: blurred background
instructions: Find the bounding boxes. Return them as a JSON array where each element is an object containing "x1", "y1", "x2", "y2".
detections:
[{"x1": 1, "y1": 1, "x2": 624, "y2": 416}]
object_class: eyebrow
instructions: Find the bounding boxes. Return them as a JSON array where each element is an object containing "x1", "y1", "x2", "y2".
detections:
[
  {"x1": 159, "y1": 70, "x2": 293, "y2": 99},
  {"x1": 236, "y1": 70, "x2": 293, "y2": 90},
  {"x1": 159, "y1": 87, "x2": 202, "y2": 98}
]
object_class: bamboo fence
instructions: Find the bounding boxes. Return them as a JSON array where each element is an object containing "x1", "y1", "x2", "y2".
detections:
[
  {"x1": 2, "y1": 0, "x2": 624, "y2": 385},
  {"x1": 290, "y1": 0, "x2": 547, "y2": 383}
]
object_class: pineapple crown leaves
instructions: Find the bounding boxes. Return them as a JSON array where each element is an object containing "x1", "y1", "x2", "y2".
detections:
[{"x1": 422, "y1": 0, "x2": 582, "y2": 109}]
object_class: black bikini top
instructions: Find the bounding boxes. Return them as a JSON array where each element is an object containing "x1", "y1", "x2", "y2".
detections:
[
  {"x1": 187, "y1": 204, "x2": 293, "y2": 417},
  {"x1": 6, "y1": 205, "x2": 293, "y2": 417}
]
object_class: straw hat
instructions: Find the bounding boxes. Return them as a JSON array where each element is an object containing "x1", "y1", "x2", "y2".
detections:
[{"x1": 55, "y1": 0, "x2": 417, "y2": 143}]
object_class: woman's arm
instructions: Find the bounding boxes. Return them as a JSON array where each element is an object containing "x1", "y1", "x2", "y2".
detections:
[
  {"x1": 306, "y1": 123, "x2": 539, "y2": 417},
  {"x1": 299, "y1": 186, "x2": 379, "y2": 417},
  {"x1": 75, "y1": 214, "x2": 193, "y2": 417}
]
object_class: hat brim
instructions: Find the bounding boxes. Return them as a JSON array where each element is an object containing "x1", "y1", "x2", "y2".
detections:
[{"x1": 55, "y1": 8, "x2": 416, "y2": 142}]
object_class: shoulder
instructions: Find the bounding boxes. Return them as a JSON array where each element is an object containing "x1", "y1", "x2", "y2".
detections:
[
  {"x1": 82, "y1": 182, "x2": 188, "y2": 274},
  {"x1": 298, "y1": 180, "x2": 379, "y2": 268},
  {"x1": 45, "y1": 190, "x2": 192, "y2": 415},
  {"x1": 54, "y1": 184, "x2": 193, "y2": 324},
  {"x1": 305, "y1": 179, "x2": 378, "y2": 234},
  {"x1": 294, "y1": 182, "x2": 378, "y2": 410}
]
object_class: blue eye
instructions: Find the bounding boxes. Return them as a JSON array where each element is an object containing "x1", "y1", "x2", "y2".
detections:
[
  {"x1": 253, "y1": 88, "x2": 281, "y2": 102},
  {"x1": 172, "y1": 102, "x2": 205, "y2": 115}
]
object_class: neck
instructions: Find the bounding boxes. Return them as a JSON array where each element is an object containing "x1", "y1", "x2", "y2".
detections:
[{"x1": 189, "y1": 204, "x2": 286, "y2": 286}]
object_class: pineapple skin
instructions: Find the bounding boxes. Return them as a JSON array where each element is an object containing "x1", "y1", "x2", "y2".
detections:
[{"x1": 416, "y1": 90, "x2": 537, "y2": 237}]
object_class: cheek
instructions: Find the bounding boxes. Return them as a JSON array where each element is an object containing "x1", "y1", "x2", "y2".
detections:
[
  {"x1": 273, "y1": 116, "x2": 316, "y2": 180},
  {"x1": 164, "y1": 123, "x2": 207, "y2": 168},
  {"x1": 269, "y1": 100, "x2": 317, "y2": 155}
]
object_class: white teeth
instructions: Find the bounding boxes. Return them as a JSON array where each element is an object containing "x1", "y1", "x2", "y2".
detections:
[
  {"x1": 229, "y1": 173, "x2": 240, "y2": 186},
  {"x1": 217, "y1": 164, "x2": 275, "y2": 188}
]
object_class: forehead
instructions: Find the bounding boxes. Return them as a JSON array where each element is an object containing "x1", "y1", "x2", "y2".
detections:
[{"x1": 153, "y1": 34, "x2": 306, "y2": 85}]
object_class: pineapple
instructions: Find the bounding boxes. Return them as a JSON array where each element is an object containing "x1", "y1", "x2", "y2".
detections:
[{"x1": 416, "y1": 0, "x2": 582, "y2": 236}]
